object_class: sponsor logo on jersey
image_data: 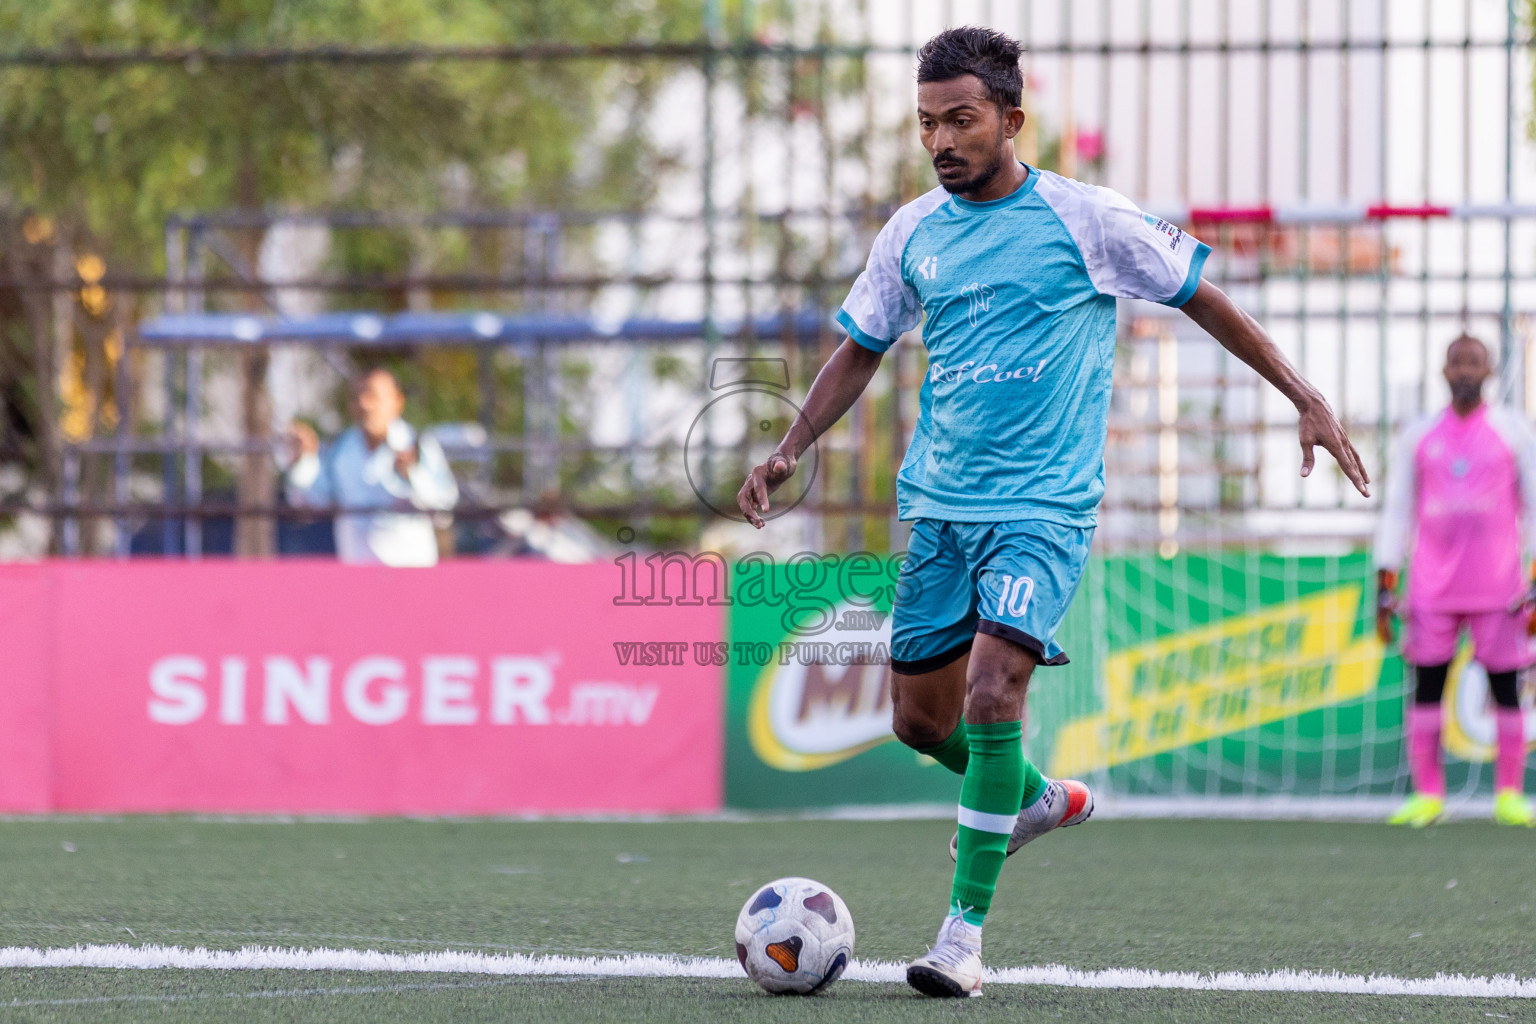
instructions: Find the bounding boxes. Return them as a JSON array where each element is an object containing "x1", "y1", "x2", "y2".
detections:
[
  {"x1": 927, "y1": 358, "x2": 1049, "y2": 386},
  {"x1": 1142, "y1": 212, "x2": 1186, "y2": 253},
  {"x1": 961, "y1": 281, "x2": 996, "y2": 326},
  {"x1": 916, "y1": 255, "x2": 939, "y2": 280}
]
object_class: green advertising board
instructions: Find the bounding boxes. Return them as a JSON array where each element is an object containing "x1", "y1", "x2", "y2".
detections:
[
  {"x1": 722, "y1": 551, "x2": 961, "y2": 807},
  {"x1": 1057, "y1": 552, "x2": 1404, "y2": 797},
  {"x1": 724, "y1": 551, "x2": 1443, "y2": 809}
]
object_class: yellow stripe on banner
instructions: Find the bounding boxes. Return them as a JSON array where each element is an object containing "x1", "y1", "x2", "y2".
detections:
[{"x1": 1050, "y1": 585, "x2": 1384, "y2": 777}]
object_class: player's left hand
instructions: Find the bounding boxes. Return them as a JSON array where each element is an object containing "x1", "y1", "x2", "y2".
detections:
[
  {"x1": 1297, "y1": 394, "x2": 1370, "y2": 498},
  {"x1": 1376, "y1": 569, "x2": 1398, "y2": 645}
]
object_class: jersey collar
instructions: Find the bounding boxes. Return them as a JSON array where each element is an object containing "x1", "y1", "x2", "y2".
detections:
[{"x1": 948, "y1": 163, "x2": 1039, "y2": 213}]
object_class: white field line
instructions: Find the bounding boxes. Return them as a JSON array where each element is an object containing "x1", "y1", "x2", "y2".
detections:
[
  {"x1": 6, "y1": 978, "x2": 536, "y2": 1008},
  {"x1": 9, "y1": 921, "x2": 643, "y2": 958},
  {"x1": 1, "y1": 944, "x2": 1533, "y2": 998}
]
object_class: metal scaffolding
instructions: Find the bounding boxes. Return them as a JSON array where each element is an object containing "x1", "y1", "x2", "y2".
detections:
[{"x1": 7, "y1": 0, "x2": 1533, "y2": 558}]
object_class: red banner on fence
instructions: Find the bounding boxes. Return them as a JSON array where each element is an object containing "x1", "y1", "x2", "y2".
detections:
[{"x1": 1, "y1": 561, "x2": 721, "y2": 814}]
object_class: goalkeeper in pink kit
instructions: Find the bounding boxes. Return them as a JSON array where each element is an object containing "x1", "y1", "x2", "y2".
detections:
[{"x1": 1376, "y1": 334, "x2": 1536, "y2": 827}]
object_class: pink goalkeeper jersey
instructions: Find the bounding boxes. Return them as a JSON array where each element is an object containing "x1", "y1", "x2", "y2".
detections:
[{"x1": 1374, "y1": 404, "x2": 1536, "y2": 612}]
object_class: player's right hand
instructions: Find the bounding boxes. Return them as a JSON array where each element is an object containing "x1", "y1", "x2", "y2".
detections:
[
  {"x1": 737, "y1": 451, "x2": 796, "y2": 529},
  {"x1": 1510, "y1": 569, "x2": 1536, "y2": 634},
  {"x1": 1375, "y1": 568, "x2": 1398, "y2": 644}
]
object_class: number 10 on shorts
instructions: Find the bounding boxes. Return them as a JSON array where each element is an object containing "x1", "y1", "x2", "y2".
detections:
[{"x1": 995, "y1": 574, "x2": 1035, "y2": 618}]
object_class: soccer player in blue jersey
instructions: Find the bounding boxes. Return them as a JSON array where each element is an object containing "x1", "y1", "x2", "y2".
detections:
[{"x1": 737, "y1": 26, "x2": 1370, "y2": 998}]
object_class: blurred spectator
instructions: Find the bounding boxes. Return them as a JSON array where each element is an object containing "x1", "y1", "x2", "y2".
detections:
[{"x1": 285, "y1": 368, "x2": 458, "y2": 566}]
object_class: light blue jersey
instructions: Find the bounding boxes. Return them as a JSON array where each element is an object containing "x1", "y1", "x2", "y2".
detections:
[{"x1": 835, "y1": 165, "x2": 1210, "y2": 525}]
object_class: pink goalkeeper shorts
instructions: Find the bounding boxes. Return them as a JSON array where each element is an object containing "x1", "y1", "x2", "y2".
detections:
[{"x1": 1402, "y1": 606, "x2": 1532, "y2": 672}]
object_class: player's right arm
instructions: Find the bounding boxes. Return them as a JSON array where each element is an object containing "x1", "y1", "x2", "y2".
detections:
[
  {"x1": 737, "y1": 340, "x2": 883, "y2": 528},
  {"x1": 737, "y1": 193, "x2": 937, "y2": 529}
]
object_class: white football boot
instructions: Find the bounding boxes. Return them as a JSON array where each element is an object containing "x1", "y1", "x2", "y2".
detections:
[
  {"x1": 949, "y1": 777, "x2": 1094, "y2": 862},
  {"x1": 906, "y1": 912, "x2": 985, "y2": 998}
]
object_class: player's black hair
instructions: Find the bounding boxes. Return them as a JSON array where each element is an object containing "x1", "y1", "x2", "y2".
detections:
[{"x1": 915, "y1": 26, "x2": 1024, "y2": 112}]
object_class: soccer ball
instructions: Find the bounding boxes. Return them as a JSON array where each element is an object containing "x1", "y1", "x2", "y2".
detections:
[{"x1": 734, "y1": 876, "x2": 855, "y2": 995}]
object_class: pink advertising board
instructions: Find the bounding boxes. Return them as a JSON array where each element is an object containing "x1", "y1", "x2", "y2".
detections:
[
  {"x1": 0, "y1": 565, "x2": 52, "y2": 811},
  {"x1": 1, "y1": 561, "x2": 721, "y2": 814}
]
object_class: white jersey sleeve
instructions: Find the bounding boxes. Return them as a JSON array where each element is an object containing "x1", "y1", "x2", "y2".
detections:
[
  {"x1": 1486, "y1": 406, "x2": 1536, "y2": 564},
  {"x1": 834, "y1": 187, "x2": 948, "y2": 352},
  {"x1": 1033, "y1": 171, "x2": 1211, "y2": 307},
  {"x1": 1373, "y1": 414, "x2": 1436, "y2": 572}
]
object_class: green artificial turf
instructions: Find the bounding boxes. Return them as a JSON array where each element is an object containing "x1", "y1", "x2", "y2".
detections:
[{"x1": 0, "y1": 817, "x2": 1531, "y2": 1022}]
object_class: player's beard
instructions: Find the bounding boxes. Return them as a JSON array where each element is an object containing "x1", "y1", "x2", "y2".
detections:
[
  {"x1": 933, "y1": 129, "x2": 1009, "y2": 195},
  {"x1": 1448, "y1": 379, "x2": 1483, "y2": 407}
]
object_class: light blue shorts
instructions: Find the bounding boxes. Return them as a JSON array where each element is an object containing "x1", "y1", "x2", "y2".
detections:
[{"x1": 890, "y1": 518, "x2": 1094, "y2": 674}]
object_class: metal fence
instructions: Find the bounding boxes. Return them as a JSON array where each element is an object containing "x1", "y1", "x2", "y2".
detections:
[{"x1": 11, "y1": 0, "x2": 1536, "y2": 558}]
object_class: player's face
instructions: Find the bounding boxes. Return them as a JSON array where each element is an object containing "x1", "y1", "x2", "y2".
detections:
[
  {"x1": 354, "y1": 371, "x2": 405, "y2": 441},
  {"x1": 917, "y1": 76, "x2": 1017, "y2": 195},
  {"x1": 1443, "y1": 339, "x2": 1490, "y2": 406}
]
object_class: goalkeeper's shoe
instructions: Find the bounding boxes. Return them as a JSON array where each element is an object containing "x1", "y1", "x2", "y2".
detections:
[
  {"x1": 906, "y1": 913, "x2": 984, "y2": 998},
  {"x1": 949, "y1": 778, "x2": 1094, "y2": 863},
  {"x1": 1387, "y1": 793, "x2": 1444, "y2": 828},
  {"x1": 1494, "y1": 789, "x2": 1536, "y2": 827}
]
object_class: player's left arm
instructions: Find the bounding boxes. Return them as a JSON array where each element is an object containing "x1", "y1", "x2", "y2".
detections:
[{"x1": 1180, "y1": 279, "x2": 1370, "y2": 498}]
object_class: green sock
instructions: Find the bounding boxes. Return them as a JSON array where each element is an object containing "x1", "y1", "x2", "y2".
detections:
[
  {"x1": 916, "y1": 721, "x2": 1048, "y2": 809},
  {"x1": 950, "y1": 719, "x2": 1025, "y2": 926},
  {"x1": 1020, "y1": 757, "x2": 1047, "y2": 808},
  {"x1": 915, "y1": 722, "x2": 969, "y2": 775}
]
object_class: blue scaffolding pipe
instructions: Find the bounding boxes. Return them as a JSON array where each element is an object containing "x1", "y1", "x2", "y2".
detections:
[{"x1": 136, "y1": 309, "x2": 839, "y2": 347}]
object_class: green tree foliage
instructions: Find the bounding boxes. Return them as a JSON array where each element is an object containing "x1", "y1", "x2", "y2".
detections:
[
  {"x1": 0, "y1": 0, "x2": 704, "y2": 265},
  {"x1": 0, "y1": 0, "x2": 704, "y2": 552}
]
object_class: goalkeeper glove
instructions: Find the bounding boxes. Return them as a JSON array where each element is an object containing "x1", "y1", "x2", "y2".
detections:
[
  {"x1": 1513, "y1": 561, "x2": 1536, "y2": 635},
  {"x1": 1376, "y1": 568, "x2": 1399, "y2": 645}
]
